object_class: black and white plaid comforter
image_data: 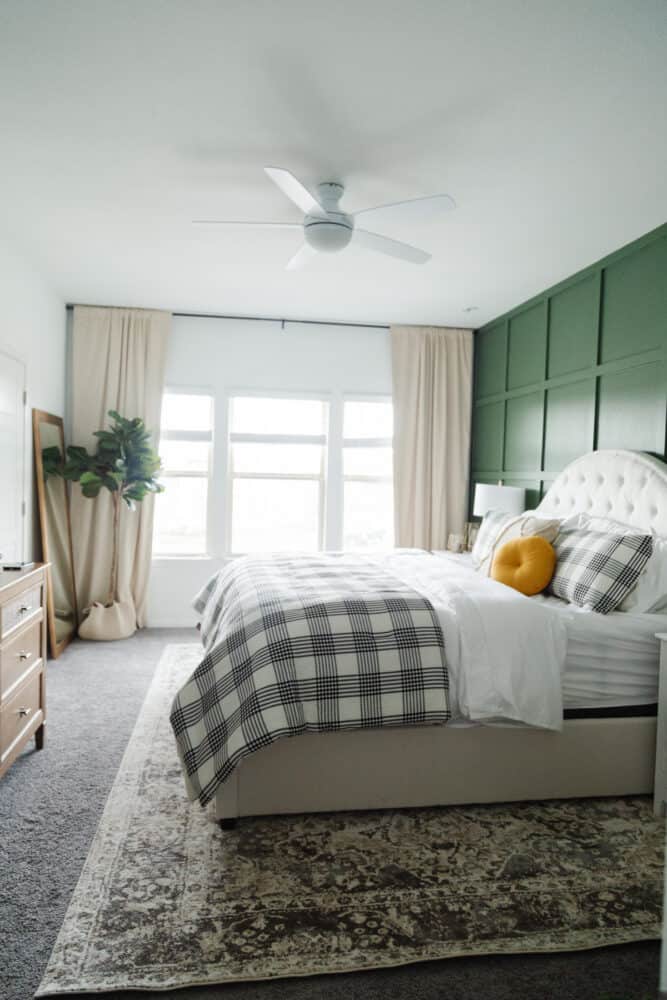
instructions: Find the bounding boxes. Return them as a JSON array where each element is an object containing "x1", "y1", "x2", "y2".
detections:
[{"x1": 170, "y1": 553, "x2": 450, "y2": 806}]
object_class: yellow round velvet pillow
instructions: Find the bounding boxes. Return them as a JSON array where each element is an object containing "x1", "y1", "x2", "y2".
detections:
[{"x1": 490, "y1": 535, "x2": 556, "y2": 596}]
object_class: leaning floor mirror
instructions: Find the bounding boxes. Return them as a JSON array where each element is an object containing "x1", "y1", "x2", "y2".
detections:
[{"x1": 32, "y1": 410, "x2": 78, "y2": 658}]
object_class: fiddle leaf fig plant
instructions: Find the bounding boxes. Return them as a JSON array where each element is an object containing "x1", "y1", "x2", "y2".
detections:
[{"x1": 56, "y1": 411, "x2": 164, "y2": 608}]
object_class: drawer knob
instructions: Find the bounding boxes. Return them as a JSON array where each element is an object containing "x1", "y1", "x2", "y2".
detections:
[
  {"x1": 18, "y1": 605, "x2": 32, "y2": 614},
  {"x1": 17, "y1": 706, "x2": 32, "y2": 718},
  {"x1": 17, "y1": 651, "x2": 30, "y2": 661}
]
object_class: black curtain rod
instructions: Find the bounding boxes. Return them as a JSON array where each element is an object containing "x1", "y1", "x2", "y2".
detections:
[{"x1": 65, "y1": 304, "x2": 389, "y2": 331}]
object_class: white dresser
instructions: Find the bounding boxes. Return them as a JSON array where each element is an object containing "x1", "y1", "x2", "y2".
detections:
[{"x1": 0, "y1": 564, "x2": 47, "y2": 779}]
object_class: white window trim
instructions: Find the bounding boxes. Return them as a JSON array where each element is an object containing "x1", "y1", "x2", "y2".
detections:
[
  {"x1": 155, "y1": 388, "x2": 394, "y2": 560},
  {"x1": 226, "y1": 394, "x2": 330, "y2": 556},
  {"x1": 153, "y1": 386, "x2": 215, "y2": 559},
  {"x1": 341, "y1": 394, "x2": 394, "y2": 547}
]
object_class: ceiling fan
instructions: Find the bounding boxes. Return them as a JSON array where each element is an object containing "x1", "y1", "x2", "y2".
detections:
[{"x1": 193, "y1": 167, "x2": 455, "y2": 269}]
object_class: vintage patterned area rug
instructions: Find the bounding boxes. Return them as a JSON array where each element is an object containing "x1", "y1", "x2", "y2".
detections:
[{"x1": 37, "y1": 644, "x2": 664, "y2": 996}]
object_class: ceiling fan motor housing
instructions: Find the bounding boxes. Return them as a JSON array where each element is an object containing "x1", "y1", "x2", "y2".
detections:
[
  {"x1": 303, "y1": 181, "x2": 353, "y2": 253},
  {"x1": 304, "y1": 214, "x2": 353, "y2": 252}
]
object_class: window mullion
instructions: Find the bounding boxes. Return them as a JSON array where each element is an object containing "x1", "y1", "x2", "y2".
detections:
[
  {"x1": 343, "y1": 475, "x2": 393, "y2": 483},
  {"x1": 230, "y1": 432, "x2": 326, "y2": 445},
  {"x1": 160, "y1": 471, "x2": 208, "y2": 478},
  {"x1": 342, "y1": 437, "x2": 393, "y2": 449},
  {"x1": 231, "y1": 472, "x2": 323, "y2": 482},
  {"x1": 160, "y1": 430, "x2": 212, "y2": 443}
]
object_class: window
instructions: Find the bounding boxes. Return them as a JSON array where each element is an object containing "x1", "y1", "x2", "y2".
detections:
[
  {"x1": 155, "y1": 391, "x2": 394, "y2": 557},
  {"x1": 343, "y1": 399, "x2": 394, "y2": 550},
  {"x1": 228, "y1": 396, "x2": 327, "y2": 554},
  {"x1": 153, "y1": 392, "x2": 213, "y2": 555}
]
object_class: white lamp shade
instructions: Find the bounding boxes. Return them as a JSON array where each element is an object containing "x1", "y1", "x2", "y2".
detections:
[{"x1": 473, "y1": 483, "x2": 525, "y2": 518}]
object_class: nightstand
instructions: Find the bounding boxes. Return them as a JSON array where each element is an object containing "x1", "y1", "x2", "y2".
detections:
[{"x1": 654, "y1": 633, "x2": 667, "y2": 815}]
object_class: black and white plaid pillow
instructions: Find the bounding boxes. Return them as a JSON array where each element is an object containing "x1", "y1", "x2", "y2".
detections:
[{"x1": 550, "y1": 528, "x2": 653, "y2": 614}]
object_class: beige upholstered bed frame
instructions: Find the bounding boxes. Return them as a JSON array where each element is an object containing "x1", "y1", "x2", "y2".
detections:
[{"x1": 215, "y1": 450, "x2": 664, "y2": 822}]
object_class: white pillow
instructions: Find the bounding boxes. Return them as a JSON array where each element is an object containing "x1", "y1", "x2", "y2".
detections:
[
  {"x1": 472, "y1": 510, "x2": 561, "y2": 575},
  {"x1": 471, "y1": 510, "x2": 515, "y2": 568},
  {"x1": 559, "y1": 512, "x2": 667, "y2": 613}
]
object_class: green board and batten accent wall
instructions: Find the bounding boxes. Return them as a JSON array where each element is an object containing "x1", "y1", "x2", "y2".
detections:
[{"x1": 471, "y1": 221, "x2": 667, "y2": 511}]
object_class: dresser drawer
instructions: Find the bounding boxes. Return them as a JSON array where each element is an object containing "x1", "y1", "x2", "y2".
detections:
[
  {"x1": 0, "y1": 667, "x2": 43, "y2": 764},
  {"x1": 1, "y1": 585, "x2": 42, "y2": 639},
  {"x1": 0, "y1": 620, "x2": 42, "y2": 701}
]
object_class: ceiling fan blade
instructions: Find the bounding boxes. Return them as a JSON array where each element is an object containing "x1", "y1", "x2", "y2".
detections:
[
  {"x1": 354, "y1": 228, "x2": 431, "y2": 265},
  {"x1": 192, "y1": 220, "x2": 302, "y2": 229},
  {"x1": 286, "y1": 243, "x2": 317, "y2": 270},
  {"x1": 354, "y1": 193, "x2": 455, "y2": 225},
  {"x1": 264, "y1": 166, "x2": 328, "y2": 218}
]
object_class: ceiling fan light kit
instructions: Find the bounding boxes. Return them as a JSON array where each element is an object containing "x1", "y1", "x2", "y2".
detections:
[
  {"x1": 304, "y1": 183, "x2": 353, "y2": 253},
  {"x1": 194, "y1": 167, "x2": 455, "y2": 270}
]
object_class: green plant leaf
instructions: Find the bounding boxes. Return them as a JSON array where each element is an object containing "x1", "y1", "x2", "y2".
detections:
[
  {"x1": 79, "y1": 471, "x2": 102, "y2": 485},
  {"x1": 81, "y1": 482, "x2": 102, "y2": 498}
]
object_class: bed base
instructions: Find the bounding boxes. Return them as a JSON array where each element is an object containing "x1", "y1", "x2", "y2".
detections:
[{"x1": 214, "y1": 716, "x2": 656, "y2": 821}]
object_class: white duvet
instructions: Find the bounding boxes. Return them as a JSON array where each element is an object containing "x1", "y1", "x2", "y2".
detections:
[{"x1": 379, "y1": 550, "x2": 568, "y2": 731}]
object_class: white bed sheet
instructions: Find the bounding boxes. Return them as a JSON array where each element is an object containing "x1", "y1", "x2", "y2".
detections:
[
  {"x1": 433, "y1": 551, "x2": 664, "y2": 711},
  {"x1": 386, "y1": 550, "x2": 567, "y2": 730},
  {"x1": 535, "y1": 593, "x2": 665, "y2": 709}
]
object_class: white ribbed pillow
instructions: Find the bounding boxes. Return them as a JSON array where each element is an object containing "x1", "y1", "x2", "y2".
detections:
[{"x1": 471, "y1": 510, "x2": 515, "y2": 568}]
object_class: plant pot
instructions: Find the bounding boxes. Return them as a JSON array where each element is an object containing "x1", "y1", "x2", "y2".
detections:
[{"x1": 78, "y1": 600, "x2": 136, "y2": 641}]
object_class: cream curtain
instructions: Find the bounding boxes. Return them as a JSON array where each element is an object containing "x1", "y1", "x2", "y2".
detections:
[
  {"x1": 391, "y1": 325, "x2": 473, "y2": 550},
  {"x1": 70, "y1": 306, "x2": 170, "y2": 627}
]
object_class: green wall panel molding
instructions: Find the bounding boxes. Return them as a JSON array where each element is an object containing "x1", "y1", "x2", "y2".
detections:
[
  {"x1": 474, "y1": 321, "x2": 507, "y2": 398},
  {"x1": 508, "y1": 302, "x2": 547, "y2": 389},
  {"x1": 547, "y1": 274, "x2": 599, "y2": 378},
  {"x1": 597, "y1": 363, "x2": 666, "y2": 453},
  {"x1": 472, "y1": 400, "x2": 505, "y2": 471},
  {"x1": 543, "y1": 379, "x2": 596, "y2": 476},
  {"x1": 600, "y1": 236, "x2": 667, "y2": 364},
  {"x1": 471, "y1": 222, "x2": 667, "y2": 499},
  {"x1": 504, "y1": 391, "x2": 544, "y2": 473}
]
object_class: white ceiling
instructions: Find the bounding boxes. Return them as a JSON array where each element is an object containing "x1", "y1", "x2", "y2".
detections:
[{"x1": 1, "y1": 0, "x2": 666, "y2": 327}]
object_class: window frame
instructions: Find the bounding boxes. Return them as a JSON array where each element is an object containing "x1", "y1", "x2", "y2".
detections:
[
  {"x1": 226, "y1": 391, "x2": 330, "y2": 556},
  {"x1": 154, "y1": 388, "x2": 394, "y2": 559},
  {"x1": 153, "y1": 386, "x2": 215, "y2": 558},
  {"x1": 341, "y1": 394, "x2": 394, "y2": 550}
]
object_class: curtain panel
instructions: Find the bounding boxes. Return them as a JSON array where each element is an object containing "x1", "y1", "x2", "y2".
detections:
[
  {"x1": 70, "y1": 306, "x2": 170, "y2": 627},
  {"x1": 391, "y1": 325, "x2": 473, "y2": 550}
]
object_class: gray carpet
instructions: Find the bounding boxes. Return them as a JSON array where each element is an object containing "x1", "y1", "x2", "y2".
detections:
[{"x1": 0, "y1": 630, "x2": 661, "y2": 1000}]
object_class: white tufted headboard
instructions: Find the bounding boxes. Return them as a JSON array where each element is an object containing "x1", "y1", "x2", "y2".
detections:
[{"x1": 536, "y1": 450, "x2": 667, "y2": 536}]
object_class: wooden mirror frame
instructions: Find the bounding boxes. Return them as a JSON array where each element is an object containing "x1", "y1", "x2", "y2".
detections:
[{"x1": 32, "y1": 410, "x2": 78, "y2": 658}]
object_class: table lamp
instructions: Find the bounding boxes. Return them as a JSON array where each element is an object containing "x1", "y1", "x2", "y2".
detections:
[{"x1": 473, "y1": 483, "x2": 526, "y2": 518}]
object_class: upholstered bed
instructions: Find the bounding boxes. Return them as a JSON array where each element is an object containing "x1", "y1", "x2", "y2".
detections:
[{"x1": 174, "y1": 449, "x2": 666, "y2": 822}]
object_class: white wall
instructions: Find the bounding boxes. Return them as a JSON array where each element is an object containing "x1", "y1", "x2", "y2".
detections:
[
  {"x1": 0, "y1": 237, "x2": 66, "y2": 560},
  {"x1": 147, "y1": 315, "x2": 392, "y2": 626}
]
